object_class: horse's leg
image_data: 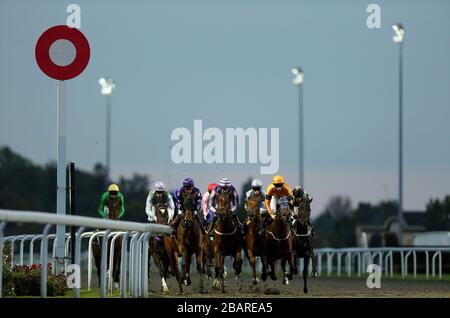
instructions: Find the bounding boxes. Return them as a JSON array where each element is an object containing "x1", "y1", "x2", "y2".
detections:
[
  {"x1": 220, "y1": 253, "x2": 226, "y2": 294},
  {"x1": 281, "y1": 258, "x2": 289, "y2": 285},
  {"x1": 152, "y1": 245, "x2": 168, "y2": 293},
  {"x1": 92, "y1": 243, "x2": 102, "y2": 287},
  {"x1": 303, "y1": 256, "x2": 310, "y2": 294},
  {"x1": 167, "y1": 241, "x2": 183, "y2": 294},
  {"x1": 207, "y1": 245, "x2": 214, "y2": 279},
  {"x1": 113, "y1": 245, "x2": 121, "y2": 290},
  {"x1": 180, "y1": 246, "x2": 188, "y2": 285},
  {"x1": 213, "y1": 250, "x2": 221, "y2": 290},
  {"x1": 261, "y1": 254, "x2": 268, "y2": 282},
  {"x1": 311, "y1": 250, "x2": 318, "y2": 277},
  {"x1": 287, "y1": 251, "x2": 295, "y2": 280},
  {"x1": 185, "y1": 251, "x2": 192, "y2": 286},
  {"x1": 248, "y1": 249, "x2": 258, "y2": 285},
  {"x1": 269, "y1": 258, "x2": 277, "y2": 281},
  {"x1": 233, "y1": 246, "x2": 243, "y2": 279},
  {"x1": 196, "y1": 247, "x2": 206, "y2": 293}
]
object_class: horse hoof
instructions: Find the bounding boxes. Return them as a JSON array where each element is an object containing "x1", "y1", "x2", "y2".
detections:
[
  {"x1": 235, "y1": 275, "x2": 240, "y2": 280},
  {"x1": 286, "y1": 273, "x2": 293, "y2": 280},
  {"x1": 113, "y1": 282, "x2": 119, "y2": 290},
  {"x1": 199, "y1": 288, "x2": 207, "y2": 294},
  {"x1": 293, "y1": 268, "x2": 298, "y2": 275},
  {"x1": 183, "y1": 280, "x2": 188, "y2": 286},
  {"x1": 252, "y1": 279, "x2": 257, "y2": 285},
  {"x1": 304, "y1": 288, "x2": 308, "y2": 294},
  {"x1": 282, "y1": 278, "x2": 289, "y2": 285},
  {"x1": 187, "y1": 279, "x2": 192, "y2": 286},
  {"x1": 161, "y1": 288, "x2": 170, "y2": 294},
  {"x1": 261, "y1": 273, "x2": 267, "y2": 282},
  {"x1": 311, "y1": 271, "x2": 318, "y2": 278}
]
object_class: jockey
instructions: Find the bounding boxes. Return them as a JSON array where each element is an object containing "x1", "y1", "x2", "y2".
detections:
[
  {"x1": 243, "y1": 179, "x2": 266, "y2": 233},
  {"x1": 206, "y1": 177, "x2": 242, "y2": 235},
  {"x1": 145, "y1": 181, "x2": 175, "y2": 224},
  {"x1": 98, "y1": 183, "x2": 125, "y2": 219},
  {"x1": 259, "y1": 175, "x2": 293, "y2": 235},
  {"x1": 291, "y1": 186, "x2": 315, "y2": 236},
  {"x1": 202, "y1": 182, "x2": 218, "y2": 224},
  {"x1": 171, "y1": 178, "x2": 203, "y2": 235}
]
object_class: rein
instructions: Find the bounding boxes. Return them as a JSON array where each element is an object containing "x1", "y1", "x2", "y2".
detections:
[
  {"x1": 214, "y1": 227, "x2": 237, "y2": 236},
  {"x1": 295, "y1": 224, "x2": 312, "y2": 237},
  {"x1": 267, "y1": 229, "x2": 291, "y2": 241}
]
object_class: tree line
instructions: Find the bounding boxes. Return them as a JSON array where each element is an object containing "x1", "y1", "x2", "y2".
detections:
[{"x1": 1, "y1": 146, "x2": 449, "y2": 245}]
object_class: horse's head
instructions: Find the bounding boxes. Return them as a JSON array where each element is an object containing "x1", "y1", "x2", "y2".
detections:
[
  {"x1": 155, "y1": 202, "x2": 169, "y2": 224},
  {"x1": 216, "y1": 191, "x2": 231, "y2": 220},
  {"x1": 107, "y1": 193, "x2": 120, "y2": 220},
  {"x1": 182, "y1": 191, "x2": 196, "y2": 213},
  {"x1": 295, "y1": 192, "x2": 312, "y2": 225},
  {"x1": 274, "y1": 197, "x2": 292, "y2": 224},
  {"x1": 181, "y1": 209, "x2": 195, "y2": 228},
  {"x1": 246, "y1": 193, "x2": 261, "y2": 221}
]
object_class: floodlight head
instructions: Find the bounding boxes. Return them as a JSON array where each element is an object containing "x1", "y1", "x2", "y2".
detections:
[
  {"x1": 392, "y1": 23, "x2": 405, "y2": 43},
  {"x1": 99, "y1": 77, "x2": 115, "y2": 95},
  {"x1": 291, "y1": 67, "x2": 304, "y2": 86}
]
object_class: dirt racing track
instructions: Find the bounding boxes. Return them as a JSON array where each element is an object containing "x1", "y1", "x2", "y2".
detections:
[{"x1": 145, "y1": 271, "x2": 450, "y2": 298}]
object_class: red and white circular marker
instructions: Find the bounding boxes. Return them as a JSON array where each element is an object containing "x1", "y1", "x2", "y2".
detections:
[{"x1": 35, "y1": 25, "x2": 90, "y2": 80}]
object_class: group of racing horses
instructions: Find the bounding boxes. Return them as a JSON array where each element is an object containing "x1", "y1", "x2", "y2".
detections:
[{"x1": 93, "y1": 189, "x2": 316, "y2": 294}]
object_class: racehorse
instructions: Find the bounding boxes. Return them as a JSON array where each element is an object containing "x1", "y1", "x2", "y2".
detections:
[
  {"x1": 176, "y1": 192, "x2": 206, "y2": 293},
  {"x1": 291, "y1": 192, "x2": 317, "y2": 293},
  {"x1": 92, "y1": 194, "x2": 122, "y2": 290},
  {"x1": 148, "y1": 202, "x2": 183, "y2": 294},
  {"x1": 210, "y1": 191, "x2": 243, "y2": 293},
  {"x1": 261, "y1": 198, "x2": 296, "y2": 285},
  {"x1": 243, "y1": 192, "x2": 262, "y2": 285}
]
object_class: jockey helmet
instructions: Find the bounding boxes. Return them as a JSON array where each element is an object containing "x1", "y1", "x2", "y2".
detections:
[
  {"x1": 251, "y1": 179, "x2": 263, "y2": 189},
  {"x1": 208, "y1": 183, "x2": 218, "y2": 193},
  {"x1": 219, "y1": 178, "x2": 231, "y2": 188},
  {"x1": 183, "y1": 178, "x2": 194, "y2": 188},
  {"x1": 154, "y1": 181, "x2": 166, "y2": 192},
  {"x1": 108, "y1": 184, "x2": 120, "y2": 192},
  {"x1": 272, "y1": 175, "x2": 285, "y2": 184},
  {"x1": 292, "y1": 186, "x2": 304, "y2": 198}
]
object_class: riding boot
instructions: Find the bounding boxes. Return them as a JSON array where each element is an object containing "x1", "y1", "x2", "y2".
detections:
[
  {"x1": 289, "y1": 216, "x2": 297, "y2": 234},
  {"x1": 242, "y1": 219, "x2": 249, "y2": 234},
  {"x1": 206, "y1": 214, "x2": 218, "y2": 237},
  {"x1": 258, "y1": 213, "x2": 270, "y2": 236},
  {"x1": 195, "y1": 212, "x2": 206, "y2": 235},
  {"x1": 171, "y1": 214, "x2": 182, "y2": 236},
  {"x1": 232, "y1": 213, "x2": 244, "y2": 235},
  {"x1": 308, "y1": 220, "x2": 316, "y2": 237}
]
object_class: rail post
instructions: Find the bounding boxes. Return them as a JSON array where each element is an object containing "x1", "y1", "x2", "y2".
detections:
[
  {"x1": 100, "y1": 229, "x2": 111, "y2": 298},
  {"x1": 73, "y1": 226, "x2": 85, "y2": 298},
  {"x1": 120, "y1": 231, "x2": 130, "y2": 298},
  {"x1": 40, "y1": 224, "x2": 53, "y2": 297}
]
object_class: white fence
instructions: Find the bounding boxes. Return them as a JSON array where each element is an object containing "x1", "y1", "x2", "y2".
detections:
[
  {"x1": 1, "y1": 209, "x2": 449, "y2": 298},
  {"x1": 0, "y1": 209, "x2": 171, "y2": 298},
  {"x1": 314, "y1": 247, "x2": 450, "y2": 279}
]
